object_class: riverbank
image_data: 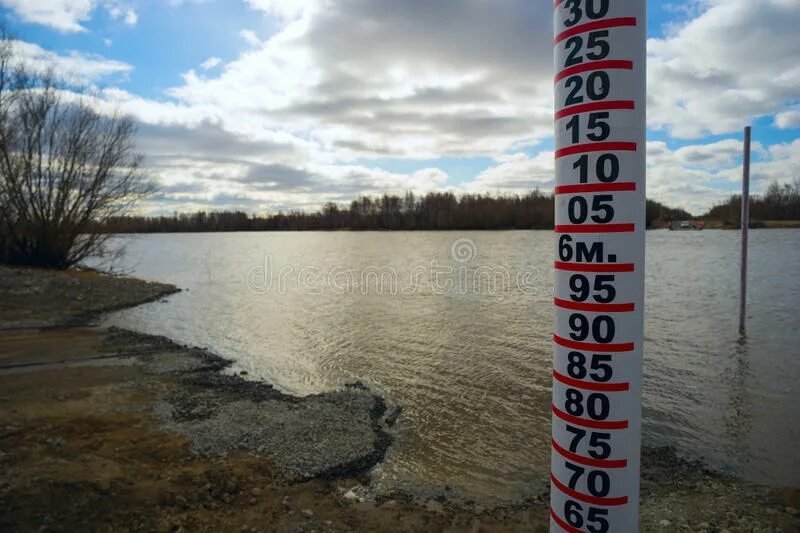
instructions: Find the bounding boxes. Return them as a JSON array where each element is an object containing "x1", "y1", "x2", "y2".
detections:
[{"x1": 1, "y1": 266, "x2": 798, "y2": 531}]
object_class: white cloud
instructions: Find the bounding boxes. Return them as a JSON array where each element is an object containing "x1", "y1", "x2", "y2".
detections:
[
  {"x1": 11, "y1": 0, "x2": 796, "y2": 214},
  {"x1": 775, "y1": 108, "x2": 800, "y2": 129},
  {"x1": 167, "y1": 0, "x2": 553, "y2": 162},
  {"x1": 644, "y1": 138, "x2": 799, "y2": 214},
  {"x1": 200, "y1": 57, "x2": 222, "y2": 71},
  {"x1": 648, "y1": 0, "x2": 800, "y2": 138},
  {"x1": 0, "y1": 0, "x2": 96, "y2": 32},
  {"x1": 239, "y1": 29, "x2": 262, "y2": 47},
  {"x1": 456, "y1": 137, "x2": 800, "y2": 215},
  {"x1": 105, "y1": 1, "x2": 137, "y2": 25},
  {"x1": 464, "y1": 151, "x2": 555, "y2": 195},
  {"x1": 10, "y1": 40, "x2": 132, "y2": 85},
  {"x1": 1, "y1": 0, "x2": 138, "y2": 32},
  {"x1": 245, "y1": 0, "x2": 319, "y2": 20}
]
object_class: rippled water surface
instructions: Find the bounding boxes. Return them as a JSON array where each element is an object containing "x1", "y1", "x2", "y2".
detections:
[{"x1": 103, "y1": 230, "x2": 800, "y2": 501}]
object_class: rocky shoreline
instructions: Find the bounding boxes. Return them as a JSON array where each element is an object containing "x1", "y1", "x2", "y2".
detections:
[{"x1": 1, "y1": 265, "x2": 798, "y2": 531}]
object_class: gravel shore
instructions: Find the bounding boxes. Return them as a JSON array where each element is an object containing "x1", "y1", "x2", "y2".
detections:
[{"x1": 0, "y1": 265, "x2": 798, "y2": 531}]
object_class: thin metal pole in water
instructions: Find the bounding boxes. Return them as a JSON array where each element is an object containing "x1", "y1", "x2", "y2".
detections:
[{"x1": 739, "y1": 126, "x2": 751, "y2": 335}]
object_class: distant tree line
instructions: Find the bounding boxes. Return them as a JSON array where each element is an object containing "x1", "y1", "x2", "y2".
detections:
[
  {"x1": 99, "y1": 190, "x2": 690, "y2": 233},
  {"x1": 646, "y1": 199, "x2": 692, "y2": 228},
  {"x1": 704, "y1": 179, "x2": 800, "y2": 226}
]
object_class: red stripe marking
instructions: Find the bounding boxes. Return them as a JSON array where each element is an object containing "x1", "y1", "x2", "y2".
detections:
[
  {"x1": 553, "y1": 334, "x2": 634, "y2": 352},
  {"x1": 552, "y1": 404, "x2": 629, "y2": 430},
  {"x1": 551, "y1": 474, "x2": 629, "y2": 506},
  {"x1": 555, "y1": 17, "x2": 638, "y2": 45},
  {"x1": 556, "y1": 100, "x2": 635, "y2": 120},
  {"x1": 555, "y1": 223, "x2": 635, "y2": 233},
  {"x1": 556, "y1": 142, "x2": 637, "y2": 159},
  {"x1": 552, "y1": 369, "x2": 630, "y2": 392},
  {"x1": 552, "y1": 438, "x2": 628, "y2": 468},
  {"x1": 554, "y1": 298, "x2": 635, "y2": 313},
  {"x1": 550, "y1": 508, "x2": 582, "y2": 533},
  {"x1": 555, "y1": 60, "x2": 634, "y2": 83},
  {"x1": 553, "y1": 0, "x2": 566, "y2": 9},
  {"x1": 554, "y1": 261, "x2": 635, "y2": 273},
  {"x1": 555, "y1": 182, "x2": 636, "y2": 195}
]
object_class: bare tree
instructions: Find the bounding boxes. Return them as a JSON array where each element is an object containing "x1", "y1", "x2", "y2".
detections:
[{"x1": 0, "y1": 30, "x2": 152, "y2": 269}]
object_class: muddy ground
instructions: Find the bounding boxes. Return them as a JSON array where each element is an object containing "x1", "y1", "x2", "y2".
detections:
[{"x1": 0, "y1": 266, "x2": 798, "y2": 532}]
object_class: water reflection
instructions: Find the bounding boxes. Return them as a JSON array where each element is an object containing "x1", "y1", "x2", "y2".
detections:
[
  {"x1": 102, "y1": 229, "x2": 800, "y2": 502},
  {"x1": 724, "y1": 336, "x2": 753, "y2": 469}
]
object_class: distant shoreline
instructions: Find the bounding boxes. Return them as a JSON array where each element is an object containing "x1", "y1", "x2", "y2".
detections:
[{"x1": 97, "y1": 223, "x2": 800, "y2": 235}]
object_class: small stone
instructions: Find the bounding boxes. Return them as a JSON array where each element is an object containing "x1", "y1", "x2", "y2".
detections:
[
  {"x1": 425, "y1": 500, "x2": 444, "y2": 514},
  {"x1": 786, "y1": 507, "x2": 799, "y2": 516},
  {"x1": 250, "y1": 487, "x2": 262, "y2": 497},
  {"x1": 301, "y1": 509, "x2": 313, "y2": 518},
  {"x1": 343, "y1": 490, "x2": 358, "y2": 501},
  {"x1": 659, "y1": 519, "x2": 671, "y2": 528}
]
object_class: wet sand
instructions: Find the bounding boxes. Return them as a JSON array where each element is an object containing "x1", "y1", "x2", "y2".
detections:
[{"x1": 0, "y1": 266, "x2": 798, "y2": 531}]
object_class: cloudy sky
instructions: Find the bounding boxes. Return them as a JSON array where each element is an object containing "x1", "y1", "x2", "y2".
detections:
[{"x1": 2, "y1": 0, "x2": 799, "y2": 215}]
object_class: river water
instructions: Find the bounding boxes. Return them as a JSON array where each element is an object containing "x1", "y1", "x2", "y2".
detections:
[{"x1": 103, "y1": 229, "x2": 800, "y2": 502}]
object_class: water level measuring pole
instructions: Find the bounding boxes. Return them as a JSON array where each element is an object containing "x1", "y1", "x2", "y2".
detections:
[
  {"x1": 551, "y1": 0, "x2": 646, "y2": 531},
  {"x1": 739, "y1": 126, "x2": 751, "y2": 335}
]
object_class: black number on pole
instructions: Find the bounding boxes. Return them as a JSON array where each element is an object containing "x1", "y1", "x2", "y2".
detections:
[
  {"x1": 566, "y1": 115, "x2": 580, "y2": 144},
  {"x1": 568, "y1": 196, "x2": 587, "y2": 223},
  {"x1": 588, "y1": 508, "x2": 610, "y2": 532},
  {"x1": 569, "y1": 314, "x2": 615, "y2": 343},
  {"x1": 565, "y1": 389, "x2": 610, "y2": 419},
  {"x1": 574, "y1": 153, "x2": 619, "y2": 183},
  {"x1": 597, "y1": 154, "x2": 619, "y2": 182},
  {"x1": 590, "y1": 194, "x2": 614, "y2": 222},
  {"x1": 567, "y1": 351, "x2": 588, "y2": 377},
  {"x1": 562, "y1": 0, "x2": 609, "y2": 28},
  {"x1": 563, "y1": 32, "x2": 609, "y2": 69},
  {"x1": 585, "y1": 0, "x2": 610, "y2": 20},
  {"x1": 587, "y1": 71, "x2": 610, "y2": 100},
  {"x1": 590, "y1": 354, "x2": 613, "y2": 381},
  {"x1": 574, "y1": 155, "x2": 589, "y2": 183},
  {"x1": 563, "y1": 0, "x2": 582, "y2": 27},
  {"x1": 587, "y1": 392, "x2": 610, "y2": 420},
  {"x1": 565, "y1": 112, "x2": 610, "y2": 144},
  {"x1": 564, "y1": 500, "x2": 583, "y2": 528},
  {"x1": 586, "y1": 30, "x2": 610, "y2": 60},
  {"x1": 566, "y1": 425, "x2": 587, "y2": 451},
  {"x1": 563, "y1": 72, "x2": 609, "y2": 107},
  {"x1": 565, "y1": 36, "x2": 583, "y2": 67},
  {"x1": 564, "y1": 76, "x2": 583, "y2": 106},
  {"x1": 588, "y1": 432, "x2": 611, "y2": 459},
  {"x1": 593, "y1": 275, "x2": 616, "y2": 303},
  {"x1": 587, "y1": 470, "x2": 611, "y2": 497},
  {"x1": 587, "y1": 112, "x2": 610, "y2": 141},
  {"x1": 565, "y1": 461, "x2": 585, "y2": 488},
  {"x1": 566, "y1": 388, "x2": 583, "y2": 415},
  {"x1": 566, "y1": 195, "x2": 615, "y2": 224},
  {"x1": 566, "y1": 350, "x2": 614, "y2": 382}
]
